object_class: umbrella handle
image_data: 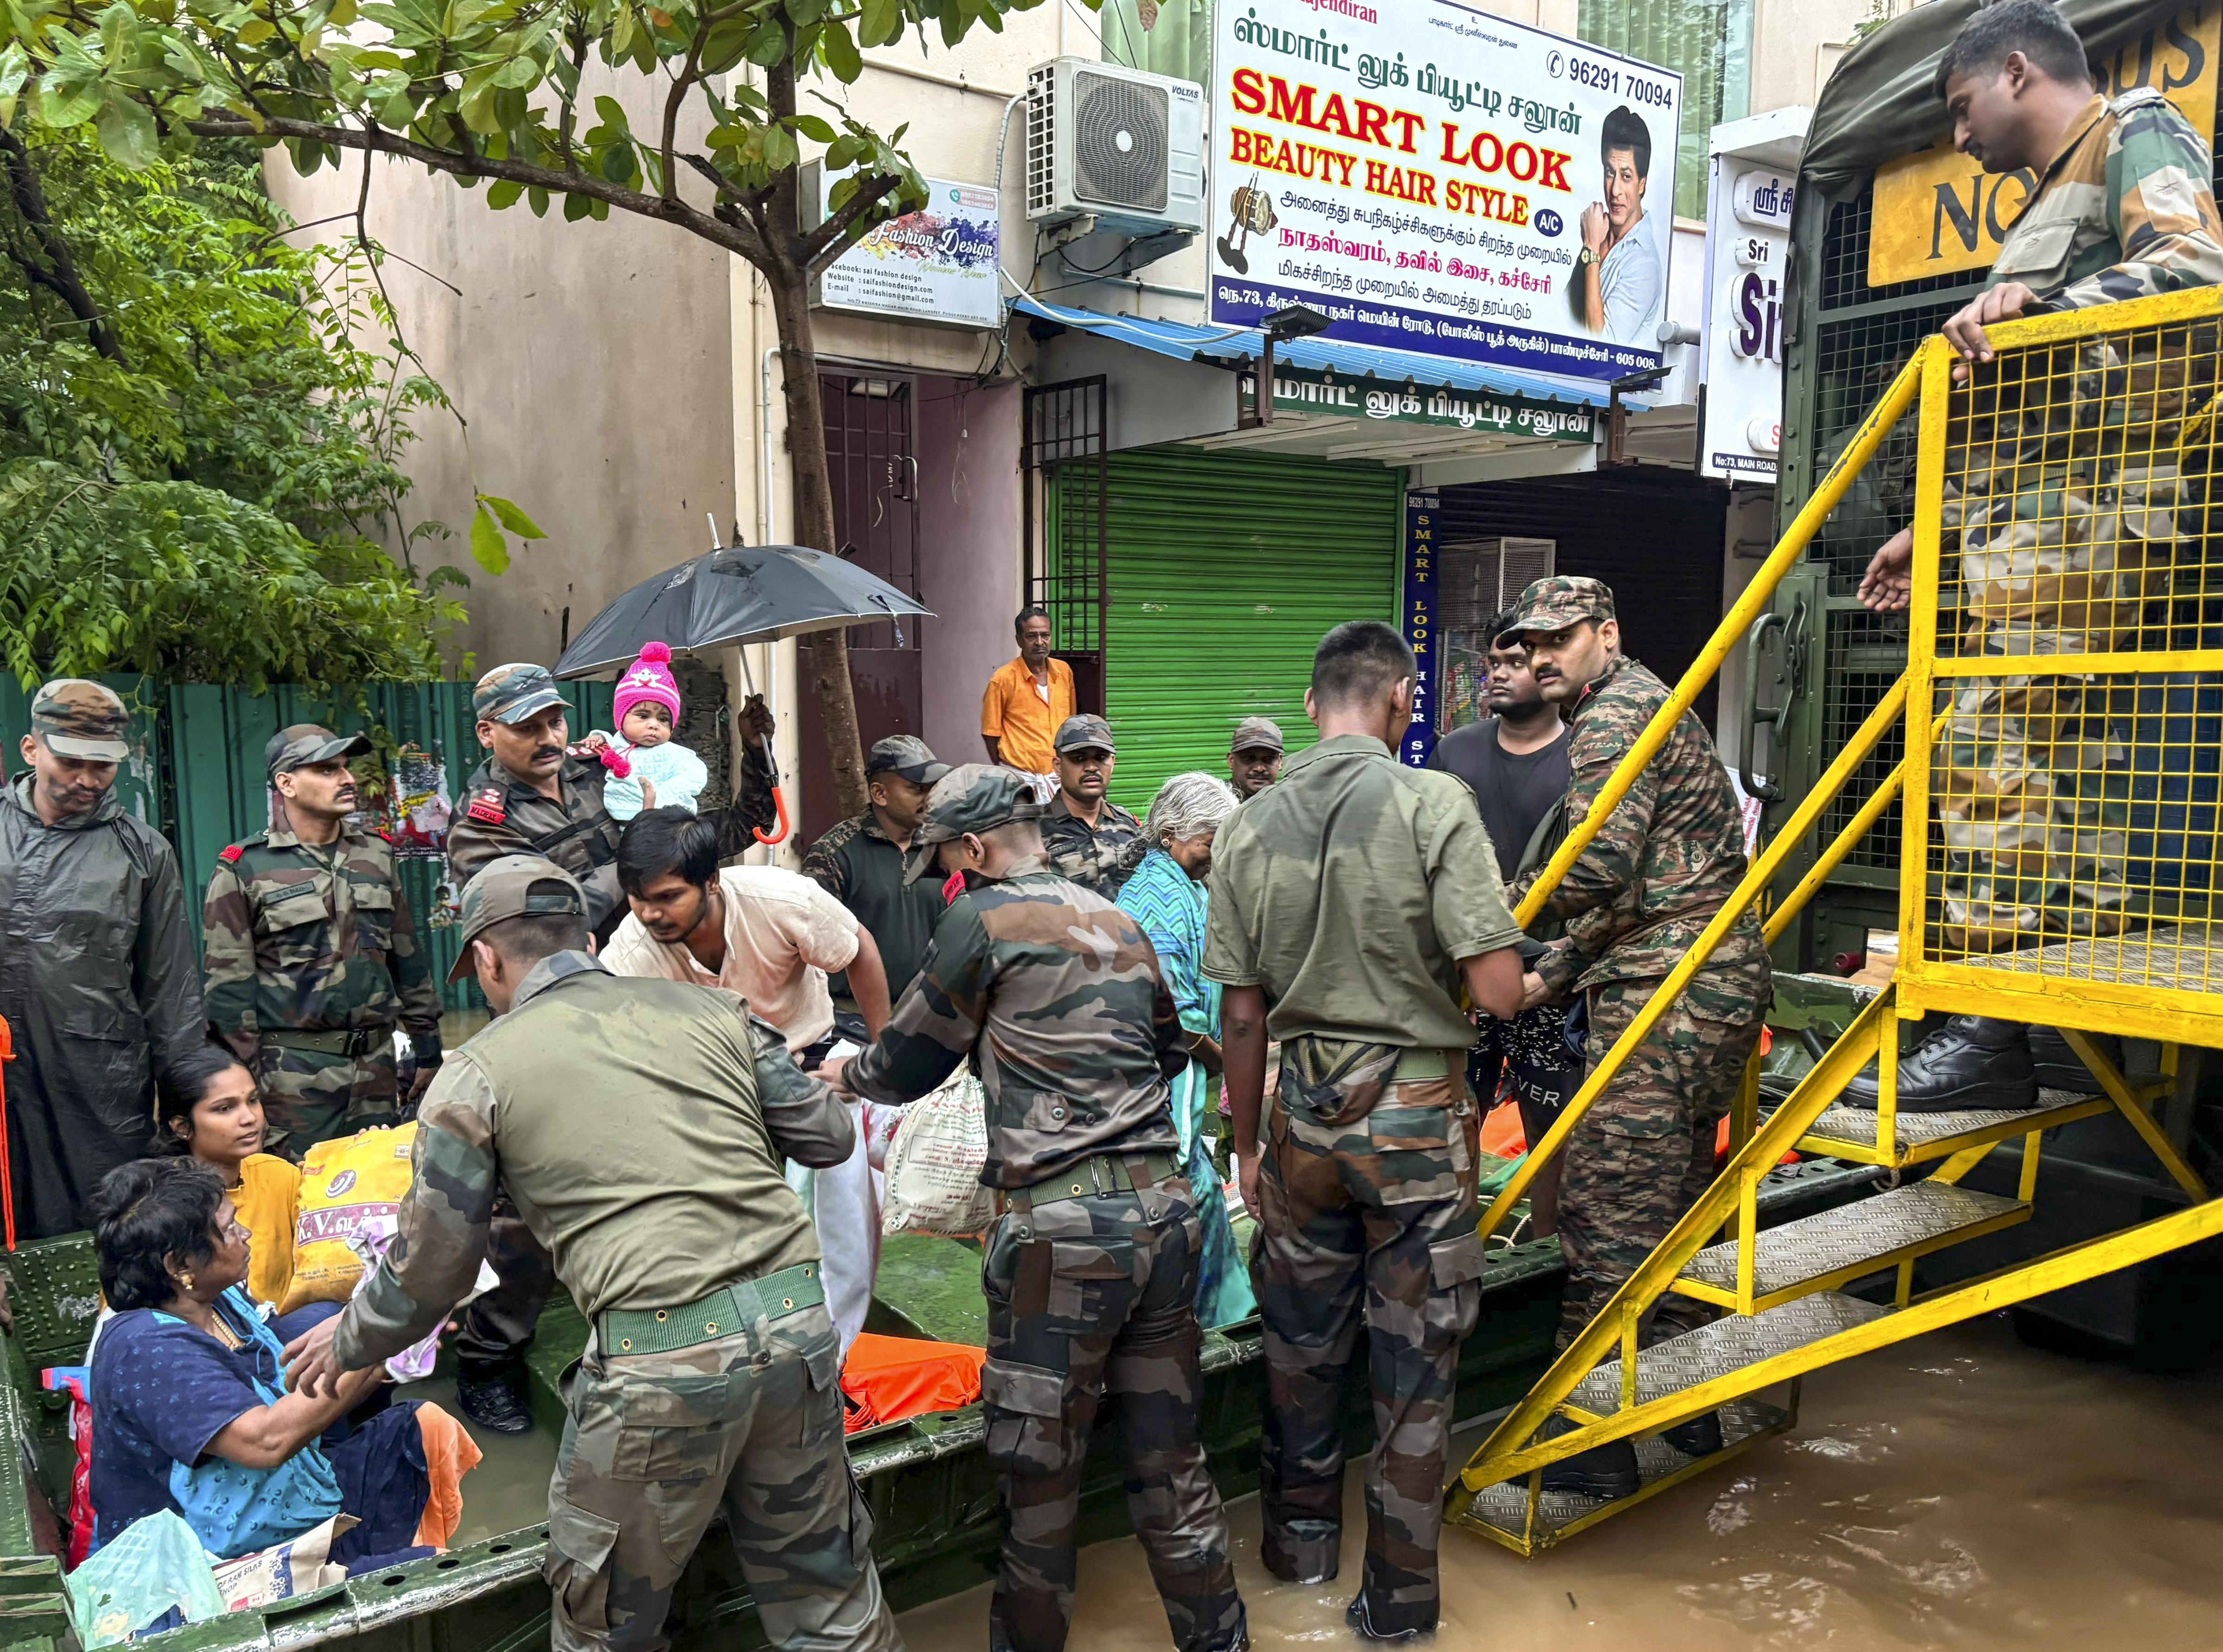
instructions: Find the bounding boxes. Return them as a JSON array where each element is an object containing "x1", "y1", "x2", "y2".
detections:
[
  {"x1": 1, "y1": 1013, "x2": 15, "y2": 1251},
  {"x1": 754, "y1": 784, "x2": 792, "y2": 847}
]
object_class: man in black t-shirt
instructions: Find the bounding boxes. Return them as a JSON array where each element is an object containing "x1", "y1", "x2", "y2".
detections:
[{"x1": 1429, "y1": 614, "x2": 1578, "y2": 1234}]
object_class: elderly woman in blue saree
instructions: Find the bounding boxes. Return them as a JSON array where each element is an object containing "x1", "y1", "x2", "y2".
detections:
[{"x1": 1118, "y1": 771, "x2": 1256, "y2": 1327}]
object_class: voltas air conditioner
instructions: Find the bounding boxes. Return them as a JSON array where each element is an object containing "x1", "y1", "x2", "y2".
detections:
[{"x1": 1026, "y1": 57, "x2": 1205, "y2": 239}]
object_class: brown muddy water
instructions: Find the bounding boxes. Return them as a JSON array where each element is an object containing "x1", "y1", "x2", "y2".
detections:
[{"x1": 896, "y1": 1313, "x2": 2223, "y2": 1650}]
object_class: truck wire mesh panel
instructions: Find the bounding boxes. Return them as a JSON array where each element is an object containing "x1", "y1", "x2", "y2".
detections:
[{"x1": 1919, "y1": 304, "x2": 2223, "y2": 991}]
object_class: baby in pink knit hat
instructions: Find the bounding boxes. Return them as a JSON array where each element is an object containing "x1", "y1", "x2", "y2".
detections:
[{"x1": 597, "y1": 642, "x2": 710, "y2": 821}]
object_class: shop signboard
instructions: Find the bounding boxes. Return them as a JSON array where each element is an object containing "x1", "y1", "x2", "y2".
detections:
[
  {"x1": 1271, "y1": 372, "x2": 1596, "y2": 439},
  {"x1": 808, "y1": 168, "x2": 1001, "y2": 329},
  {"x1": 1698, "y1": 151, "x2": 1794, "y2": 480},
  {"x1": 1866, "y1": 4, "x2": 2218, "y2": 288},
  {"x1": 1401, "y1": 490, "x2": 1442, "y2": 766},
  {"x1": 1209, "y1": 0, "x2": 1682, "y2": 383}
]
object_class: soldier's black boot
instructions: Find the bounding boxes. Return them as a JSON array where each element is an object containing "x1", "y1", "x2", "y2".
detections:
[
  {"x1": 2027, "y1": 1027, "x2": 2127, "y2": 1093},
  {"x1": 1840, "y1": 1015, "x2": 2036, "y2": 1113},
  {"x1": 456, "y1": 1369, "x2": 534, "y2": 1434},
  {"x1": 1535, "y1": 1414, "x2": 1639, "y2": 1501},
  {"x1": 1662, "y1": 1410, "x2": 1723, "y2": 1456}
]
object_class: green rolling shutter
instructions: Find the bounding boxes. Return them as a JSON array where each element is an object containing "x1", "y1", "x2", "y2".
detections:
[{"x1": 1093, "y1": 449, "x2": 1403, "y2": 812}]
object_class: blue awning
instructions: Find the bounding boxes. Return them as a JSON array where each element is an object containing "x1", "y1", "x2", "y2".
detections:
[{"x1": 1009, "y1": 294, "x2": 1615, "y2": 410}]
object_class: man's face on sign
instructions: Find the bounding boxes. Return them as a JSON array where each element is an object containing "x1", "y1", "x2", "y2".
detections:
[{"x1": 1604, "y1": 148, "x2": 1646, "y2": 230}]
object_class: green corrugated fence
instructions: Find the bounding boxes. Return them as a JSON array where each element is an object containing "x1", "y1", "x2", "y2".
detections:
[{"x1": 3, "y1": 677, "x2": 614, "y2": 1010}]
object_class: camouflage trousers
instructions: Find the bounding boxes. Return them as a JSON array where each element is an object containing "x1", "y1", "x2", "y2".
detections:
[
  {"x1": 452, "y1": 1197, "x2": 558, "y2": 1380},
  {"x1": 1252, "y1": 1044, "x2": 1485, "y2": 1640},
  {"x1": 980, "y1": 1167, "x2": 1244, "y2": 1652},
  {"x1": 546, "y1": 1299, "x2": 898, "y2": 1652},
  {"x1": 1556, "y1": 959, "x2": 1768, "y2": 1350},
  {"x1": 253, "y1": 1035, "x2": 397, "y2": 1161}
]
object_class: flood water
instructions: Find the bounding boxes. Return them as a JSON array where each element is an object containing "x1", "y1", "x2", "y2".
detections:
[{"x1": 896, "y1": 1313, "x2": 2223, "y2": 1650}]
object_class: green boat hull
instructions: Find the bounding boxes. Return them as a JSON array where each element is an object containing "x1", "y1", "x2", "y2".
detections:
[{"x1": 0, "y1": 1229, "x2": 1567, "y2": 1650}]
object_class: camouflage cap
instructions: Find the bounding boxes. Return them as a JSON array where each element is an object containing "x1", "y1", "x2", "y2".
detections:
[
  {"x1": 1229, "y1": 715, "x2": 1285, "y2": 754},
  {"x1": 1495, "y1": 575, "x2": 1618, "y2": 646},
  {"x1": 473, "y1": 662, "x2": 567, "y2": 726},
  {"x1": 266, "y1": 722, "x2": 372, "y2": 779},
  {"x1": 447, "y1": 853, "x2": 589, "y2": 982},
  {"x1": 866, "y1": 734, "x2": 952, "y2": 787},
  {"x1": 900, "y1": 763, "x2": 1045, "y2": 885},
  {"x1": 29, "y1": 678, "x2": 129, "y2": 763},
  {"x1": 1053, "y1": 713, "x2": 1116, "y2": 755}
]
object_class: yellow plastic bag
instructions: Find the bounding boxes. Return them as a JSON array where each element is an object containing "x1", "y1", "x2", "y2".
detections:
[{"x1": 277, "y1": 1123, "x2": 417, "y2": 1314}]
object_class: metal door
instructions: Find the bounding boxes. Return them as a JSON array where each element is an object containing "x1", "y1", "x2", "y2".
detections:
[{"x1": 800, "y1": 371, "x2": 923, "y2": 839}]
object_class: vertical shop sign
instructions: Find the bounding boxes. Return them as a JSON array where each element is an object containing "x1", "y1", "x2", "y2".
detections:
[{"x1": 1401, "y1": 489, "x2": 1441, "y2": 766}]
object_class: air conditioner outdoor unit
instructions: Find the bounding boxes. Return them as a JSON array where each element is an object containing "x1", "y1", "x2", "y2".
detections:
[{"x1": 1026, "y1": 57, "x2": 1205, "y2": 239}]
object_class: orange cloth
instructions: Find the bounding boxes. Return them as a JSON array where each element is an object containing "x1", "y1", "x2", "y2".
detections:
[
  {"x1": 410, "y1": 1401, "x2": 484, "y2": 1550},
  {"x1": 1478, "y1": 1100, "x2": 1526, "y2": 1159},
  {"x1": 980, "y1": 655, "x2": 1075, "y2": 776},
  {"x1": 840, "y1": 1333, "x2": 986, "y2": 1433}
]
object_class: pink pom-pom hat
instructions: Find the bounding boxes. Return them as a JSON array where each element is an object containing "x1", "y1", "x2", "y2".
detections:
[{"x1": 615, "y1": 640, "x2": 684, "y2": 725}]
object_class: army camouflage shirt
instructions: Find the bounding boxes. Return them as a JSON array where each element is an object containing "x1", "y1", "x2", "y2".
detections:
[
  {"x1": 843, "y1": 857, "x2": 1184, "y2": 1189},
  {"x1": 1987, "y1": 88, "x2": 2223, "y2": 311},
  {"x1": 201, "y1": 826, "x2": 442, "y2": 1056},
  {"x1": 801, "y1": 810, "x2": 945, "y2": 999},
  {"x1": 446, "y1": 754, "x2": 627, "y2": 930},
  {"x1": 331, "y1": 951, "x2": 856, "y2": 1370},
  {"x1": 1040, "y1": 792, "x2": 1148, "y2": 898},
  {"x1": 1510, "y1": 655, "x2": 1763, "y2": 996}
]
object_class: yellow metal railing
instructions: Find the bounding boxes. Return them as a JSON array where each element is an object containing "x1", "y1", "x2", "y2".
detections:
[{"x1": 1893, "y1": 285, "x2": 2223, "y2": 1039}]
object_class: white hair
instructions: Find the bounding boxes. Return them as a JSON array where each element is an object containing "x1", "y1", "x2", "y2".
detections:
[{"x1": 1144, "y1": 771, "x2": 1239, "y2": 847}]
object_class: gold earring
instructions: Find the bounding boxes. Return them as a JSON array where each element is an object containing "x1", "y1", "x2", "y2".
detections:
[{"x1": 178, "y1": 1271, "x2": 195, "y2": 1294}]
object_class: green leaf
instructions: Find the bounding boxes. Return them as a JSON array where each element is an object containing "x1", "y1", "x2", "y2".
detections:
[
  {"x1": 858, "y1": 0, "x2": 899, "y2": 48},
  {"x1": 0, "y1": 45, "x2": 31, "y2": 128},
  {"x1": 562, "y1": 188, "x2": 591, "y2": 220},
  {"x1": 527, "y1": 185, "x2": 550, "y2": 215},
  {"x1": 760, "y1": 122, "x2": 797, "y2": 171},
  {"x1": 37, "y1": 75, "x2": 106, "y2": 129},
  {"x1": 593, "y1": 94, "x2": 630, "y2": 133},
  {"x1": 486, "y1": 177, "x2": 524, "y2": 208},
  {"x1": 744, "y1": 24, "x2": 788, "y2": 67},
  {"x1": 824, "y1": 132, "x2": 866, "y2": 171},
  {"x1": 701, "y1": 16, "x2": 753, "y2": 72},
  {"x1": 92, "y1": 94, "x2": 158, "y2": 169},
  {"x1": 469, "y1": 503, "x2": 511, "y2": 574},
  {"x1": 819, "y1": 20, "x2": 861, "y2": 83},
  {"x1": 479, "y1": 492, "x2": 544, "y2": 538}
]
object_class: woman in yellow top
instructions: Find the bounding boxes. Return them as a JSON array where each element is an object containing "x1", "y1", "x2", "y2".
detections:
[{"x1": 157, "y1": 1047, "x2": 300, "y2": 1307}]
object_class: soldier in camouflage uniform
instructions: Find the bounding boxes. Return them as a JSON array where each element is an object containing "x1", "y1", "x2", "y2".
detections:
[
  {"x1": 447, "y1": 663, "x2": 780, "y2": 940},
  {"x1": 1039, "y1": 715, "x2": 1148, "y2": 898},
  {"x1": 1499, "y1": 577, "x2": 1770, "y2": 1498},
  {"x1": 202, "y1": 725, "x2": 444, "y2": 1158},
  {"x1": 1850, "y1": 0, "x2": 2223, "y2": 1106},
  {"x1": 283, "y1": 855, "x2": 897, "y2": 1652},
  {"x1": 1203, "y1": 622, "x2": 1526, "y2": 1642},
  {"x1": 829, "y1": 765, "x2": 1245, "y2": 1652}
]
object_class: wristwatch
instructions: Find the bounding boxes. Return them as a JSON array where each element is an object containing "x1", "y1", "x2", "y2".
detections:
[{"x1": 1577, "y1": 248, "x2": 1597, "y2": 267}]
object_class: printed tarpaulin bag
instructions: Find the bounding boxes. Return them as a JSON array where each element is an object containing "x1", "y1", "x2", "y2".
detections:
[
  {"x1": 64, "y1": 1509, "x2": 225, "y2": 1648},
  {"x1": 280, "y1": 1123, "x2": 418, "y2": 1314},
  {"x1": 210, "y1": 1515, "x2": 356, "y2": 1613},
  {"x1": 879, "y1": 1069, "x2": 997, "y2": 1239}
]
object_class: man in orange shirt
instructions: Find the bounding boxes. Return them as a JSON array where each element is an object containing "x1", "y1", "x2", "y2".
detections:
[{"x1": 980, "y1": 606, "x2": 1075, "y2": 798}]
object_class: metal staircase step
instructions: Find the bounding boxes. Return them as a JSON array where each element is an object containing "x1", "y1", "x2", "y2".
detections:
[
  {"x1": 1786, "y1": 1087, "x2": 2112, "y2": 1167},
  {"x1": 1672, "y1": 1181, "x2": 2028, "y2": 1309},
  {"x1": 1565, "y1": 1290, "x2": 1890, "y2": 1415},
  {"x1": 1453, "y1": 1294, "x2": 1892, "y2": 1554}
]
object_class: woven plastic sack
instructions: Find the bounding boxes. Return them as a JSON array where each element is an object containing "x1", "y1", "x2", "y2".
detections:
[
  {"x1": 66, "y1": 1510, "x2": 224, "y2": 1647},
  {"x1": 879, "y1": 1071, "x2": 997, "y2": 1239},
  {"x1": 280, "y1": 1123, "x2": 417, "y2": 1314}
]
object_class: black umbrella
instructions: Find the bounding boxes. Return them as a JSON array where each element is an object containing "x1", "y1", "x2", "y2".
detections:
[
  {"x1": 553, "y1": 535, "x2": 933, "y2": 678},
  {"x1": 553, "y1": 528, "x2": 934, "y2": 846}
]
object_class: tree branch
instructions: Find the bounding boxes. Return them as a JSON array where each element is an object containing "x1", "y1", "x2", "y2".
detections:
[
  {"x1": 184, "y1": 111, "x2": 772, "y2": 268},
  {"x1": 798, "y1": 170, "x2": 903, "y2": 271},
  {"x1": 0, "y1": 125, "x2": 128, "y2": 365}
]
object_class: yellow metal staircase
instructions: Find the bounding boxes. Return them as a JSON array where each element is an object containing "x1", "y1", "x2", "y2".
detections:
[{"x1": 1447, "y1": 288, "x2": 2223, "y2": 1555}]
